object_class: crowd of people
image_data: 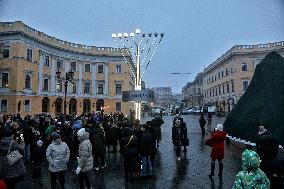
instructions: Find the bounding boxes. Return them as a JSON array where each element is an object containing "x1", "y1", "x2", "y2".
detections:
[
  {"x1": 0, "y1": 111, "x2": 283, "y2": 189},
  {"x1": 0, "y1": 113, "x2": 164, "y2": 189}
]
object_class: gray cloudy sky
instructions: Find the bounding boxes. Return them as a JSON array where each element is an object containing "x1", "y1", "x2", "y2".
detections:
[{"x1": 1, "y1": 0, "x2": 284, "y2": 93}]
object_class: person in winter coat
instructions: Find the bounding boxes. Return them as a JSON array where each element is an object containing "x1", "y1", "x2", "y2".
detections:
[
  {"x1": 46, "y1": 132, "x2": 70, "y2": 189},
  {"x1": 151, "y1": 116, "x2": 164, "y2": 148},
  {"x1": 22, "y1": 118, "x2": 33, "y2": 163},
  {"x1": 0, "y1": 129, "x2": 26, "y2": 189},
  {"x1": 32, "y1": 140, "x2": 45, "y2": 177},
  {"x1": 76, "y1": 128, "x2": 93, "y2": 189},
  {"x1": 139, "y1": 124, "x2": 154, "y2": 178},
  {"x1": 105, "y1": 121, "x2": 120, "y2": 153},
  {"x1": 199, "y1": 114, "x2": 206, "y2": 136},
  {"x1": 232, "y1": 149, "x2": 270, "y2": 189},
  {"x1": 89, "y1": 122, "x2": 106, "y2": 171},
  {"x1": 256, "y1": 125, "x2": 279, "y2": 160},
  {"x1": 205, "y1": 124, "x2": 227, "y2": 179},
  {"x1": 260, "y1": 151, "x2": 284, "y2": 189},
  {"x1": 172, "y1": 118, "x2": 188, "y2": 160},
  {"x1": 120, "y1": 127, "x2": 139, "y2": 183}
]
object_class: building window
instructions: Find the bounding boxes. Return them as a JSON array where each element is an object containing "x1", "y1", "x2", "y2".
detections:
[
  {"x1": 215, "y1": 75, "x2": 217, "y2": 81},
  {"x1": 221, "y1": 71, "x2": 224, "y2": 77},
  {"x1": 215, "y1": 86, "x2": 218, "y2": 96},
  {"x1": 231, "y1": 81, "x2": 235, "y2": 92},
  {"x1": 116, "y1": 84, "x2": 122, "y2": 95},
  {"x1": 71, "y1": 62, "x2": 77, "y2": 71},
  {"x1": 218, "y1": 86, "x2": 221, "y2": 95},
  {"x1": 241, "y1": 63, "x2": 247, "y2": 71},
  {"x1": 24, "y1": 100, "x2": 31, "y2": 112},
  {"x1": 25, "y1": 75, "x2": 31, "y2": 89},
  {"x1": 116, "y1": 65, "x2": 121, "y2": 74},
  {"x1": 218, "y1": 72, "x2": 220, "y2": 79},
  {"x1": 57, "y1": 59, "x2": 63, "y2": 69},
  {"x1": 97, "y1": 84, "x2": 104, "y2": 94},
  {"x1": 27, "y1": 49, "x2": 32, "y2": 61},
  {"x1": 227, "y1": 83, "x2": 230, "y2": 93},
  {"x1": 85, "y1": 64, "x2": 90, "y2": 72},
  {"x1": 209, "y1": 89, "x2": 212, "y2": 97},
  {"x1": 1, "y1": 73, "x2": 8, "y2": 87},
  {"x1": 116, "y1": 102, "x2": 121, "y2": 112},
  {"x1": 204, "y1": 91, "x2": 206, "y2": 98},
  {"x1": 2, "y1": 46, "x2": 10, "y2": 58},
  {"x1": 45, "y1": 55, "x2": 50, "y2": 67},
  {"x1": 84, "y1": 82, "x2": 90, "y2": 94},
  {"x1": 242, "y1": 80, "x2": 249, "y2": 91},
  {"x1": 222, "y1": 85, "x2": 225, "y2": 94},
  {"x1": 71, "y1": 82, "x2": 76, "y2": 93},
  {"x1": 226, "y1": 68, "x2": 229, "y2": 76},
  {"x1": 56, "y1": 80, "x2": 62, "y2": 92},
  {"x1": 1, "y1": 100, "x2": 7, "y2": 112},
  {"x1": 98, "y1": 65, "x2": 104, "y2": 73},
  {"x1": 43, "y1": 79, "x2": 49, "y2": 91}
]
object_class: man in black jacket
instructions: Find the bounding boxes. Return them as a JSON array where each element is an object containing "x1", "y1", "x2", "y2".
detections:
[{"x1": 172, "y1": 117, "x2": 188, "y2": 160}]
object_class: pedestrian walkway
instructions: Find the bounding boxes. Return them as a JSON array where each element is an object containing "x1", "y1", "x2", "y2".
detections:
[{"x1": 15, "y1": 115, "x2": 243, "y2": 189}]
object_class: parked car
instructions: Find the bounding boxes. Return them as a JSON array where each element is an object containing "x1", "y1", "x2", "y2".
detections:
[
  {"x1": 181, "y1": 108, "x2": 190, "y2": 115},
  {"x1": 187, "y1": 107, "x2": 197, "y2": 114},
  {"x1": 208, "y1": 106, "x2": 217, "y2": 114},
  {"x1": 150, "y1": 107, "x2": 166, "y2": 116}
]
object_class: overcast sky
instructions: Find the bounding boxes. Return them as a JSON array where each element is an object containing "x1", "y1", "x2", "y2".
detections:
[{"x1": 1, "y1": 0, "x2": 284, "y2": 93}]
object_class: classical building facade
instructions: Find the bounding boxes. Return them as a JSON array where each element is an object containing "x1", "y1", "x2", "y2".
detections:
[
  {"x1": 203, "y1": 41, "x2": 284, "y2": 112},
  {"x1": 181, "y1": 72, "x2": 204, "y2": 108},
  {"x1": 0, "y1": 21, "x2": 135, "y2": 116},
  {"x1": 151, "y1": 87, "x2": 174, "y2": 108}
]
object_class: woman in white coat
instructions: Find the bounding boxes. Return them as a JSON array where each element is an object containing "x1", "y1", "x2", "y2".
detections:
[{"x1": 76, "y1": 128, "x2": 93, "y2": 189}]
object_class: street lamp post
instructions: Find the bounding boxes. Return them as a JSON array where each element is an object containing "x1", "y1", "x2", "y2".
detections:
[
  {"x1": 112, "y1": 29, "x2": 164, "y2": 121},
  {"x1": 56, "y1": 69, "x2": 74, "y2": 115}
]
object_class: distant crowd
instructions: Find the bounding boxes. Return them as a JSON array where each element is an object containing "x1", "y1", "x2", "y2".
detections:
[{"x1": 0, "y1": 113, "x2": 164, "y2": 189}]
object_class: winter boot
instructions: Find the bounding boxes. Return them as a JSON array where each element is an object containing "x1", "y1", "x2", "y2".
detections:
[
  {"x1": 209, "y1": 162, "x2": 215, "y2": 179},
  {"x1": 218, "y1": 162, "x2": 223, "y2": 179}
]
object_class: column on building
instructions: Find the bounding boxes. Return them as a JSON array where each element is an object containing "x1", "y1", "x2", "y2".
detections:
[
  {"x1": 91, "y1": 62, "x2": 96, "y2": 96},
  {"x1": 64, "y1": 61, "x2": 70, "y2": 93},
  {"x1": 50, "y1": 55, "x2": 56, "y2": 95},
  {"x1": 78, "y1": 63, "x2": 83, "y2": 96},
  {"x1": 37, "y1": 51, "x2": 44, "y2": 94},
  {"x1": 104, "y1": 64, "x2": 108, "y2": 95}
]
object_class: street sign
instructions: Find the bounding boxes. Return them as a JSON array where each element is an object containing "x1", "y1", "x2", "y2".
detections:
[{"x1": 122, "y1": 89, "x2": 154, "y2": 102}]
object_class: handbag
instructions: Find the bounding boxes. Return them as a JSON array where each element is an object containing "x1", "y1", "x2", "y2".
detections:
[{"x1": 6, "y1": 141, "x2": 23, "y2": 165}]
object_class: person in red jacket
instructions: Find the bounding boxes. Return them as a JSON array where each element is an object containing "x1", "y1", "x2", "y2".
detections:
[{"x1": 205, "y1": 124, "x2": 227, "y2": 179}]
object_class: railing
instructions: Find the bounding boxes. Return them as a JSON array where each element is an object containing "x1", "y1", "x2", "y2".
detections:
[
  {"x1": 0, "y1": 21, "x2": 128, "y2": 55},
  {"x1": 204, "y1": 41, "x2": 284, "y2": 73}
]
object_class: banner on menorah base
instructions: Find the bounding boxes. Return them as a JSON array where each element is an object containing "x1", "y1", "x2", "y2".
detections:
[{"x1": 122, "y1": 90, "x2": 154, "y2": 102}]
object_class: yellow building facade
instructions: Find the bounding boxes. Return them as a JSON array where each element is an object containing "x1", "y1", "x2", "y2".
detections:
[
  {"x1": 0, "y1": 21, "x2": 135, "y2": 117},
  {"x1": 203, "y1": 41, "x2": 284, "y2": 112}
]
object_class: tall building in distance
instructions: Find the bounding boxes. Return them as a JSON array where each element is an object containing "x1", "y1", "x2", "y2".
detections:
[
  {"x1": 0, "y1": 21, "x2": 135, "y2": 116},
  {"x1": 181, "y1": 72, "x2": 204, "y2": 108},
  {"x1": 151, "y1": 87, "x2": 174, "y2": 108},
  {"x1": 202, "y1": 41, "x2": 284, "y2": 112}
]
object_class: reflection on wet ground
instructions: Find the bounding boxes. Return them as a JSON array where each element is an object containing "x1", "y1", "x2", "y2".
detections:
[{"x1": 16, "y1": 114, "x2": 242, "y2": 189}]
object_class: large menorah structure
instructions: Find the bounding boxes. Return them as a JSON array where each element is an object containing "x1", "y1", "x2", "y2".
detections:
[{"x1": 112, "y1": 29, "x2": 164, "y2": 120}]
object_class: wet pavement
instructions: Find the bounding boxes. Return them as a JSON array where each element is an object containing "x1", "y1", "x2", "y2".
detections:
[{"x1": 16, "y1": 114, "x2": 244, "y2": 189}]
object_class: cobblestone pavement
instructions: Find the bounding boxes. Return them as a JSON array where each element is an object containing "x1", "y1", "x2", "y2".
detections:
[{"x1": 16, "y1": 114, "x2": 243, "y2": 189}]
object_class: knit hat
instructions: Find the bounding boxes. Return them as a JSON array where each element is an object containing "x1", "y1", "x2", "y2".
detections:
[
  {"x1": 37, "y1": 140, "x2": 43, "y2": 147},
  {"x1": 77, "y1": 128, "x2": 86, "y2": 137},
  {"x1": 51, "y1": 132, "x2": 61, "y2": 140},
  {"x1": 258, "y1": 125, "x2": 267, "y2": 135},
  {"x1": 216, "y1": 124, "x2": 223, "y2": 131}
]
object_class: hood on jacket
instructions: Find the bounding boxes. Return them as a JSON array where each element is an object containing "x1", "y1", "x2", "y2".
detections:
[
  {"x1": 77, "y1": 128, "x2": 89, "y2": 141},
  {"x1": 241, "y1": 149, "x2": 261, "y2": 171},
  {"x1": 72, "y1": 120, "x2": 82, "y2": 130}
]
